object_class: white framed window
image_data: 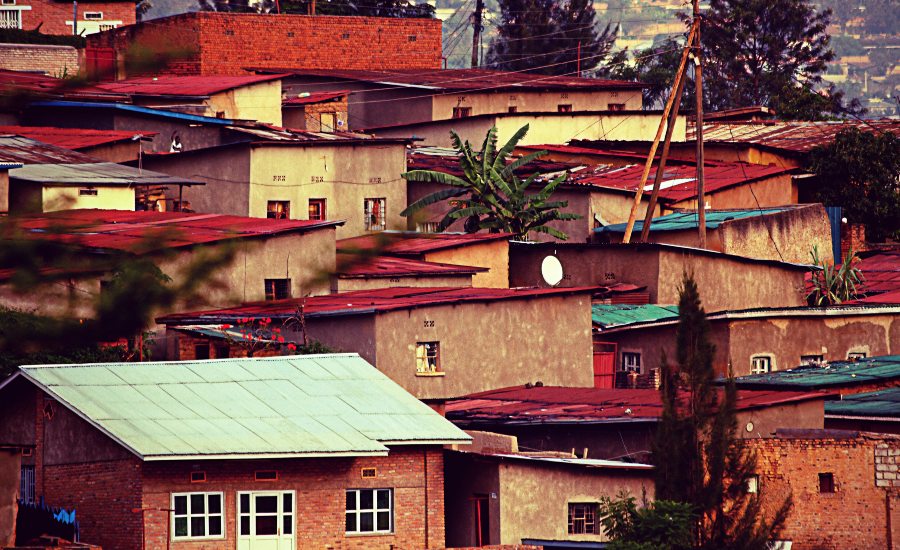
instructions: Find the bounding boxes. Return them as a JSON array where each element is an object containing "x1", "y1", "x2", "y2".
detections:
[
  {"x1": 848, "y1": 352, "x2": 867, "y2": 360},
  {"x1": 346, "y1": 488, "x2": 392, "y2": 534},
  {"x1": 747, "y1": 475, "x2": 759, "y2": 494},
  {"x1": 415, "y1": 342, "x2": 440, "y2": 374},
  {"x1": 171, "y1": 492, "x2": 224, "y2": 540},
  {"x1": 620, "y1": 352, "x2": 641, "y2": 373},
  {"x1": 238, "y1": 491, "x2": 294, "y2": 539},
  {"x1": 364, "y1": 198, "x2": 386, "y2": 232},
  {"x1": 800, "y1": 354, "x2": 824, "y2": 366},
  {"x1": 0, "y1": 6, "x2": 29, "y2": 29},
  {"x1": 750, "y1": 356, "x2": 771, "y2": 375}
]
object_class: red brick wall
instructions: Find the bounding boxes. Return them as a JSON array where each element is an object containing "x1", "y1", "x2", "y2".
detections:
[
  {"x1": 43, "y1": 458, "x2": 143, "y2": 549},
  {"x1": 21, "y1": 0, "x2": 135, "y2": 36},
  {"x1": 88, "y1": 12, "x2": 442, "y2": 78},
  {"x1": 141, "y1": 448, "x2": 446, "y2": 549},
  {"x1": 750, "y1": 433, "x2": 898, "y2": 549}
]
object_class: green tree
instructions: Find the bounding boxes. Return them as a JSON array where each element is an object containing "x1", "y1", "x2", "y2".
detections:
[
  {"x1": 653, "y1": 273, "x2": 791, "y2": 549},
  {"x1": 275, "y1": 0, "x2": 434, "y2": 17},
  {"x1": 806, "y1": 246, "x2": 864, "y2": 306},
  {"x1": 600, "y1": 37, "x2": 695, "y2": 109},
  {"x1": 485, "y1": 0, "x2": 616, "y2": 75},
  {"x1": 598, "y1": 492, "x2": 694, "y2": 550},
  {"x1": 808, "y1": 128, "x2": 900, "y2": 242},
  {"x1": 400, "y1": 125, "x2": 580, "y2": 240}
]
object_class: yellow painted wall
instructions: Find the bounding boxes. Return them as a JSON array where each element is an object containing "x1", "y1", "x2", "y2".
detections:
[
  {"x1": 372, "y1": 293, "x2": 594, "y2": 400},
  {"x1": 424, "y1": 239, "x2": 510, "y2": 288},
  {"x1": 209, "y1": 79, "x2": 283, "y2": 125},
  {"x1": 248, "y1": 143, "x2": 407, "y2": 239},
  {"x1": 667, "y1": 174, "x2": 797, "y2": 212},
  {"x1": 431, "y1": 89, "x2": 643, "y2": 120},
  {"x1": 42, "y1": 185, "x2": 135, "y2": 212},
  {"x1": 590, "y1": 188, "x2": 659, "y2": 226}
]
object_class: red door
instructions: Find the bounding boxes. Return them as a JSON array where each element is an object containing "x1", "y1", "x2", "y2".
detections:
[{"x1": 593, "y1": 342, "x2": 617, "y2": 388}]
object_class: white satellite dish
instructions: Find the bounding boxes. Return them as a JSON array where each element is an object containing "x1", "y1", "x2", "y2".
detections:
[{"x1": 541, "y1": 255, "x2": 564, "y2": 286}]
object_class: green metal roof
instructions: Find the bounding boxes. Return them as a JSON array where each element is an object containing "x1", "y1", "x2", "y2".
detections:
[
  {"x1": 732, "y1": 355, "x2": 900, "y2": 390},
  {"x1": 592, "y1": 304, "x2": 680, "y2": 329},
  {"x1": 596, "y1": 208, "x2": 790, "y2": 234},
  {"x1": 14, "y1": 354, "x2": 470, "y2": 461},
  {"x1": 825, "y1": 388, "x2": 900, "y2": 418}
]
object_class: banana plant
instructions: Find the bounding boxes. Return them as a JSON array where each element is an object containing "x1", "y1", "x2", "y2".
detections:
[
  {"x1": 806, "y1": 245, "x2": 865, "y2": 306},
  {"x1": 400, "y1": 124, "x2": 581, "y2": 240}
]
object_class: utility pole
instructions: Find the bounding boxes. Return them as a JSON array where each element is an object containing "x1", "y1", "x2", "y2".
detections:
[
  {"x1": 471, "y1": 0, "x2": 484, "y2": 68},
  {"x1": 694, "y1": 0, "x2": 706, "y2": 248}
]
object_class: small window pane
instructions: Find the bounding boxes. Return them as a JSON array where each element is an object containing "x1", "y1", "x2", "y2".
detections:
[
  {"x1": 190, "y1": 494, "x2": 205, "y2": 514},
  {"x1": 256, "y1": 515, "x2": 278, "y2": 536},
  {"x1": 283, "y1": 514, "x2": 293, "y2": 535},
  {"x1": 346, "y1": 491, "x2": 356, "y2": 511},
  {"x1": 360, "y1": 511, "x2": 374, "y2": 531},
  {"x1": 283, "y1": 492, "x2": 293, "y2": 512},
  {"x1": 190, "y1": 517, "x2": 205, "y2": 537},
  {"x1": 208, "y1": 494, "x2": 221, "y2": 514},
  {"x1": 175, "y1": 517, "x2": 188, "y2": 537},
  {"x1": 240, "y1": 516, "x2": 251, "y2": 536},
  {"x1": 360, "y1": 490, "x2": 374, "y2": 509},
  {"x1": 346, "y1": 512, "x2": 357, "y2": 532},
  {"x1": 256, "y1": 495, "x2": 278, "y2": 514},
  {"x1": 377, "y1": 511, "x2": 390, "y2": 531},
  {"x1": 240, "y1": 493, "x2": 250, "y2": 511},
  {"x1": 174, "y1": 495, "x2": 187, "y2": 515},
  {"x1": 377, "y1": 489, "x2": 390, "y2": 508},
  {"x1": 209, "y1": 516, "x2": 222, "y2": 536}
]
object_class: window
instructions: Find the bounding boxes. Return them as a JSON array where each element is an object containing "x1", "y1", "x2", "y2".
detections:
[
  {"x1": 346, "y1": 489, "x2": 392, "y2": 534},
  {"x1": 78, "y1": 188, "x2": 98, "y2": 196},
  {"x1": 238, "y1": 492, "x2": 294, "y2": 538},
  {"x1": 568, "y1": 503, "x2": 598, "y2": 535},
  {"x1": 620, "y1": 352, "x2": 641, "y2": 373},
  {"x1": 848, "y1": 352, "x2": 867, "y2": 360},
  {"x1": 747, "y1": 475, "x2": 759, "y2": 494},
  {"x1": 214, "y1": 344, "x2": 229, "y2": 359},
  {"x1": 557, "y1": 104, "x2": 573, "y2": 113},
  {"x1": 194, "y1": 344, "x2": 210, "y2": 360},
  {"x1": 255, "y1": 470, "x2": 278, "y2": 481},
  {"x1": 364, "y1": 198, "x2": 386, "y2": 231},
  {"x1": 361, "y1": 467, "x2": 376, "y2": 478},
  {"x1": 172, "y1": 492, "x2": 224, "y2": 540},
  {"x1": 507, "y1": 106, "x2": 518, "y2": 113},
  {"x1": 818, "y1": 472, "x2": 835, "y2": 493},
  {"x1": 416, "y1": 342, "x2": 440, "y2": 374},
  {"x1": 264, "y1": 279, "x2": 291, "y2": 301},
  {"x1": 190, "y1": 471, "x2": 206, "y2": 483},
  {"x1": 267, "y1": 200, "x2": 290, "y2": 220},
  {"x1": 750, "y1": 356, "x2": 771, "y2": 374},
  {"x1": 0, "y1": 8, "x2": 23, "y2": 29},
  {"x1": 607, "y1": 103, "x2": 626, "y2": 111},
  {"x1": 452, "y1": 106, "x2": 472, "y2": 118},
  {"x1": 416, "y1": 221, "x2": 440, "y2": 233},
  {"x1": 801, "y1": 354, "x2": 824, "y2": 366},
  {"x1": 308, "y1": 199, "x2": 326, "y2": 221},
  {"x1": 320, "y1": 112, "x2": 336, "y2": 131},
  {"x1": 84, "y1": 11, "x2": 103, "y2": 19},
  {"x1": 19, "y1": 465, "x2": 34, "y2": 504}
]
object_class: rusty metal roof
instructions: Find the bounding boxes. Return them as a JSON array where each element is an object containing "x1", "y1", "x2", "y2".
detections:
[
  {"x1": 446, "y1": 385, "x2": 830, "y2": 426},
  {"x1": 336, "y1": 254, "x2": 487, "y2": 279},
  {"x1": 338, "y1": 231, "x2": 513, "y2": 257},
  {"x1": 283, "y1": 90, "x2": 349, "y2": 105},
  {"x1": 94, "y1": 74, "x2": 286, "y2": 97},
  {"x1": 732, "y1": 355, "x2": 900, "y2": 390},
  {"x1": 689, "y1": 119, "x2": 900, "y2": 154},
  {"x1": 0, "y1": 134, "x2": 99, "y2": 164},
  {"x1": 0, "y1": 69, "x2": 128, "y2": 102},
  {"x1": 158, "y1": 286, "x2": 599, "y2": 325},
  {"x1": 0, "y1": 126, "x2": 157, "y2": 150},
  {"x1": 407, "y1": 146, "x2": 579, "y2": 180},
  {"x1": 4, "y1": 209, "x2": 342, "y2": 254}
]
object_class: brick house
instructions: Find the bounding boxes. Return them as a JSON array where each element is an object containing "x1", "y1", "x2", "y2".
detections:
[
  {"x1": 282, "y1": 90, "x2": 349, "y2": 132},
  {"x1": 0, "y1": 354, "x2": 469, "y2": 550},
  {"x1": 0, "y1": 0, "x2": 134, "y2": 36}
]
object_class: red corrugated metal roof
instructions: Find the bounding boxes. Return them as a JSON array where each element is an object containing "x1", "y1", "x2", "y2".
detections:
[
  {"x1": 0, "y1": 135, "x2": 99, "y2": 164},
  {"x1": 337, "y1": 231, "x2": 514, "y2": 257},
  {"x1": 407, "y1": 148, "x2": 578, "y2": 179},
  {"x1": 689, "y1": 119, "x2": 900, "y2": 154},
  {"x1": 158, "y1": 286, "x2": 599, "y2": 324},
  {"x1": 336, "y1": 254, "x2": 487, "y2": 278},
  {"x1": 94, "y1": 74, "x2": 286, "y2": 97},
  {"x1": 844, "y1": 289, "x2": 900, "y2": 305},
  {"x1": 5, "y1": 209, "x2": 341, "y2": 254},
  {"x1": 518, "y1": 144, "x2": 698, "y2": 166},
  {"x1": 0, "y1": 69, "x2": 128, "y2": 101},
  {"x1": 0, "y1": 126, "x2": 157, "y2": 150},
  {"x1": 263, "y1": 68, "x2": 644, "y2": 91},
  {"x1": 856, "y1": 250, "x2": 900, "y2": 295},
  {"x1": 567, "y1": 162, "x2": 794, "y2": 203},
  {"x1": 446, "y1": 385, "x2": 830, "y2": 424},
  {"x1": 283, "y1": 90, "x2": 349, "y2": 105}
]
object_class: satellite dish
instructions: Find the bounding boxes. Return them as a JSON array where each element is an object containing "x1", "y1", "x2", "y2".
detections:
[{"x1": 541, "y1": 255, "x2": 564, "y2": 286}]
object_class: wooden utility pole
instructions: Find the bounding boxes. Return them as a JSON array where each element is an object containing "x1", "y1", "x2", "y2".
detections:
[
  {"x1": 621, "y1": 22, "x2": 698, "y2": 244},
  {"x1": 694, "y1": 0, "x2": 706, "y2": 247},
  {"x1": 471, "y1": 0, "x2": 484, "y2": 68}
]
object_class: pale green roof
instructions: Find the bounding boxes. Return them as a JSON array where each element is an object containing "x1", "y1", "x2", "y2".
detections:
[{"x1": 15, "y1": 354, "x2": 470, "y2": 461}]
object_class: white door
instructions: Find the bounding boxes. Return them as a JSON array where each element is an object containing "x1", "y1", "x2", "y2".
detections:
[{"x1": 237, "y1": 491, "x2": 295, "y2": 550}]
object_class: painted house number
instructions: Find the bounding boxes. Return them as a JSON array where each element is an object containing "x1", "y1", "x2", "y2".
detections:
[
  {"x1": 272, "y1": 175, "x2": 286, "y2": 182},
  {"x1": 310, "y1": 176, "x2": 324, "y2": 183},
  {"x1": 605, "y1": 272, "x2": 616, "y2": 280},
  {"x1": 423, "y1": 320, "x2": 435, "y2": 328}
]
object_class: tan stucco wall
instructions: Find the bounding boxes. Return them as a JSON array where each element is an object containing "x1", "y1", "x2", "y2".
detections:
[
  {"x1": 80, "y1": 142, "x2": 142, "y2": 163},
  {"x1": 736, "y1": 400, "x2": 825, "y2": 439},
  {"x1": 0, "y1": 449, "x2": 20, "y2": 548},
  {"x1": 498, "y1": 461, "x2": 653, "y2": 544},
  {"x1": 42, "y1": 185, "x2": 135, "y2": 212},
  {"x1": 424, "y1": 240, "x2": 510, "y2": 289},
  {"x1": 249, "y1": 143, "x2": 407, "y2": 239},
  {"x1": 152, "y1": 146, "x2": 252, "y2": 215},
  {"x1": 667, "y1": 174, "x2": 798, "y2": 212},
  {"x1": 431, "y1": 89, "x2": 643, "y2": 120},
  {"x1": 0, "y1": 171, "x2": 8, "y2": 213},
  {"x1": 209, "y1": 79, "x2": 283, "y2": 125},
  {"x1": 333, "y1": 274, "x2": 474, "y2": 292},
  {"x1": 591, "y1": 189, "x2": 659, "y2": 227},
  {"x1": 372, "y1": 293, "x2": 594, "y2": 399}
]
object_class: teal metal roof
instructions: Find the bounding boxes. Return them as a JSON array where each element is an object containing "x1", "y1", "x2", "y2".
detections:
[
  {"x1": 592, "y1": 304, "x2": 679, "y2": 329},
  {"x1": 15, "y1": 354, "x2": 470, "y2": 461},
  {"x1": 825, "y1": 388, "x2": 900, "y2": 418},
  {"x1": 596, "y1": 208, "x2": 790, "y2": 234},
  {"x1": 732, "y1": 355, "x2": 900, "y2": 390}
]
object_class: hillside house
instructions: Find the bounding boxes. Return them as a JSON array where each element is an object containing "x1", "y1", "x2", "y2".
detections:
[
  {"x1": 140, "y1": 136, "x2": 409, "y2": 238},
  {"x1": 269, "y1": 68, "x2": 645, "y2": 130},
  {"x1": 0, "y1": 0, "x2": 134, "y2": 35},
  {"x1": 0, "y1": 355, "x2": 469, "y2": 550},
  {"x1": 157, "y1": 286, "x2": 598, "y2": 401}
]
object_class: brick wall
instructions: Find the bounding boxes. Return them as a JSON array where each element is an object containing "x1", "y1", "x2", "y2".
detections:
[
  {"x1": 0, "y1": 44, "x2": 80, "y2": 76},
  {"x1": 22, "y1": 0, "x2": 135, "y2": 36},
  {"x1": 750, "y1": 432, "x2": 900, "y2": 550},
  {"x1": 88, "y1": 12, "x2": 442, "y2": 78},
  {"x1": 141, "y1": 448, "x2": 446, "y2": 549},
  {"x1": 841, "y1": 223, "x2": 867, "y2": 259},
  {"x1": 174, "y1": 331, "x2": 282, "y2": 360}
]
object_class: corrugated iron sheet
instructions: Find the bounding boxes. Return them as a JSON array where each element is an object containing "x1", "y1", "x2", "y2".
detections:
[
  {"x1": 18, "y1": 354, "x2": 470, "y2": 460},
  {"x1": 94, "y1": 74, "x2": 287, "y2": 97},
  {"x1": 407, "y1": 147, "x2": 579, "y2": 179},
  {"x1": 338, "y1": 231, "x2": 514, "y2": 257},
  {"x1": 733, "y1": 355, "x2": 900, "y2": 389},
  {"x1": 336, "y1": 254, "x2": 487, "y2": 278},
  {"x1": 592, "y1": 304, "x2": 680, "y2": 329},
  {"x1": 0, "y1": 135, "x2": 99, "y2": 164},
  {"x1": 11, "y1": 162, "x2": 199, "y2": 186},
  {"x1": 0, "y1": 126, "x2": 157, "y2": 150},
  {"x1": 597, "y1": 208, "x2": 791, "y2": 234},
  {"x1": 283, "y1": 90, "x2": 350, "y2": 105},
  {"x1": 690, "y1": 120, "x2": 900, "y2": 154},
  {"x1": 825, "y1": 388, "x2": 900, "y2": 418}
]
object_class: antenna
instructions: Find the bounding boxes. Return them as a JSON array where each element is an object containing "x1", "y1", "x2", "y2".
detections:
[{"x1": 541, "y1": 255, "x2": 564, "y2": 286}]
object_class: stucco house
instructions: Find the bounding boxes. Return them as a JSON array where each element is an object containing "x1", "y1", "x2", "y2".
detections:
[
  {"x1": 157, "y1": 286, "x2": 598, "y2": 401},
  {"x1": 0, "y1": 354, "x2": 469, "y2": 550},
  {"x1": 141, "y1": 137, "x2": 410, "y2": 239}
]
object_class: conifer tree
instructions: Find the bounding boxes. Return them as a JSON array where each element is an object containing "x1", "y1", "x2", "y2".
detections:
[{"x1": 653, "y1": 273, "x2": 791, "y2": 549}]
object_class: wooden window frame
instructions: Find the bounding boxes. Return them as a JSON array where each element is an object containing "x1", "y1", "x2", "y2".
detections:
[
  {"x1": 750, "y1": 355, "x2": 771, "y2": 375},
  {"x1": 267, "y1": 200, "x2": 290, "y2": 220},
  {"x1": 308, "y1": 198, "x2": 327, "y2": 221},
  {"x1": 264, "y1": 278, "x2": 291, "y2": 301},
  {"x1": 620, "y1": 351, "x2": 641, "y2": 373},
  {"x1": 364, "y1": 198, "x2": 386, "y2": 232},
  {"x1": 567, "y1": 502, "x2": 598, "y2": 535},
  {"x1": 171, "y1": 492, "x2": 225, "y2": 541},
  {"x1": 415, "y1": 342, "x2": 440, "y2": 374}
]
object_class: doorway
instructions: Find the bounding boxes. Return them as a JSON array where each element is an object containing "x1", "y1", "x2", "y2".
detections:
[{"x1": 236, "y1": 491, "x2": 295, "y2": 550}]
